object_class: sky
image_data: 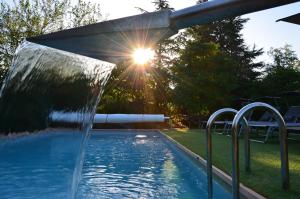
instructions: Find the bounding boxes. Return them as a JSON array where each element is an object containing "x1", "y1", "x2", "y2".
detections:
[
  {"x1": 4, "y1": 0, "x2": 300, "y2": 61},
  {"x1": 94, "y1": 0, "x2": 300, "y2": 62}
]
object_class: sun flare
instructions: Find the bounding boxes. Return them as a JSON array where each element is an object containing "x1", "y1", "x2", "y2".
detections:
[{"x1": 132, "y1": 48, "x2": 155, "y2": 65}]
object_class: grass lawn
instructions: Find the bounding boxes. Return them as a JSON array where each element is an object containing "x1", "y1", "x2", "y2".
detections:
[{"x1": 163, "y1": 129, "x2": 300, "y2": 199}]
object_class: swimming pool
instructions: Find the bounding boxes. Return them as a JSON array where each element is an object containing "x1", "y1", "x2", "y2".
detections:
[{"x1": 0, "y1": 130, "x2": 232, "y2": 199}]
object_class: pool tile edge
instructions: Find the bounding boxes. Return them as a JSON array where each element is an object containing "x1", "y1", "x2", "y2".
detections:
[{"x1": 159, "y1": 131, "x2": 266, "y2": 199}]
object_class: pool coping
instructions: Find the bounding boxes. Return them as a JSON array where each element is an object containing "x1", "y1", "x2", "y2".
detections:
[{"x1": 159, "y1": 131, "x2": 266, "y2": 199}]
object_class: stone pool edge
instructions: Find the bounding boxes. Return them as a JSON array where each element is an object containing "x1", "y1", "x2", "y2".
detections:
[{"x1": 159, "y1": 131, "x2": 266, "y2": 199}]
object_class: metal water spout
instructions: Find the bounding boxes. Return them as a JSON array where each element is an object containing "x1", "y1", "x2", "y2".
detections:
[{"x1": 28, "y1": 0, "x2": 300, "y2": 63}]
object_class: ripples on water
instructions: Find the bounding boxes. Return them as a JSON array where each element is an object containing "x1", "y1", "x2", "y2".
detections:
[
  {"x1": 0, "y1": 131, "x2": 232, "y2": 199},
  {"x1": 0, "y1": 42, "x2": 232, "y2": 199},
  {"x1": 0, "y1": 131, "x2": 83, "y2": 199},
  {"x1": 76, "y1": 131, "x2": 232, "y2": 199},
  {"x1": 0, "y1": 41, "x2": 115, "y2": 198}
]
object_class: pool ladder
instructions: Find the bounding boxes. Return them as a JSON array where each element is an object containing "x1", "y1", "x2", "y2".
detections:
[{"x1": 206, "y1": 102, "x2": 289, "y2": 199}]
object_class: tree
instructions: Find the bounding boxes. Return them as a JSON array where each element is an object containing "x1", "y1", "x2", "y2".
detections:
[
  {"x1": 149, "y1": 0, "x2": 175, "y2": 114},
  {"x1": 98, "y1": 54, "x2": 176, "y2": 115},
  {"x1": 261, "y1": 45, "x2": 300, "y2": 98},
  {"x1": 152, "y1": 0, "x2": 173, "y2": 11},
  {"x1": 169, "y1": 0, "x2": 264, "y2": 123},
  {"x1": 99, "y1": 0, "x2": 176, "y2": 116},
  {"x1": 0, "y1": 0, "x2": 102, "y2": 85},
  {"x1": 0, "y1": 0, "x2": 103, "y2": 133},
  {"x1": 152, "y1": 0, "x2": 174, "y2": 67},
  {"x1": 69, "y1": 0, "x2": 102, "y2": 28},
  {"x1": 267, "y1": 44, "x2": 300, "y2": 70},
  {"x1": 185, "y1": 1, "x2": 264, "y2": 99},
  {"x1": 171, "y1": 40, "x2": 238, "y2": 120}
]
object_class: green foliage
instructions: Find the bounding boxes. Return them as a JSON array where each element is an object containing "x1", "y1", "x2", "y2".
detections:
[
  {"x1": 101, "y1": 1, "x2": 296, "y2": 125},
  {"x1": 267, "y1": 44, "x2": 300, "y2": 70},
  {"x1": 0, "y1": 0, "x2": 102, "y2": 85},
  {"x1": 169, "y1": 16, "x2": 263, "y2": 121},
  {"x1": 1, "y1": 0, "x2": 300, "y2": 129},
  {"x1": 187, "y1": 17, "x2": 264, "y2": 97},
  {"x1": 0, "y1": 0, "x2": 103, "y2": 133},
  {"x1": 70, "y1": 0, "x2": 102, "y2": 28},
  {"x1": 152, "y1": 0, "x2": 173, "y2": 11},
  {"x1": 171, "y1": 41, "x2": 238, "y2": 118},
  {"x1": 99, "y1": 0, "x2": 176, "y2": 116},
  {"x1": 152, "y1": 0, "x2": 174, "y2": 67},
  {"x1": 261, "y1": 45, "x2": 300, "y2": 97},
  {"x1": 98, "y1": 60, "x2": 172, "y2": 115}
]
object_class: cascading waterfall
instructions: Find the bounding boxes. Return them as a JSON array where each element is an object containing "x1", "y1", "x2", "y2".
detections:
[{"x1": 0, "y1": 41, "x2": 115, "y2": 198}]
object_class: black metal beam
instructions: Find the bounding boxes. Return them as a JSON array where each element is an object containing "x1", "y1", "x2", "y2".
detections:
[
  {"x1": 171, "y1": 0, "x2": 300, "y2": 29},
  {"x1": 277, "y1": 13, "x2": 300, "y2": 25}
]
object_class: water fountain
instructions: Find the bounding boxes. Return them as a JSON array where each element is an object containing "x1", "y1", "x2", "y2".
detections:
[
  {"x1": 0, "y1": 41, "x2": 115, "y2": 198},
  {"x1": 0, "y1": 1, "x2": 298, "y2": 198}
]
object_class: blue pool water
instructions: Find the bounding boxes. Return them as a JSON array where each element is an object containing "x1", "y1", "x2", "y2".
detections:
[{"x1": 0, "y1": 130, "x2": 232, "y2": 199}]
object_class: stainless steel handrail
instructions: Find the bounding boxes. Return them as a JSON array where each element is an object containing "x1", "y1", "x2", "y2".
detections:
[
  {"x1": 206, "y1": 108, "x2": 250, "y2": 199},
  {"x1": 231, "y1": 102, "x2": 289, "y2": 199}
]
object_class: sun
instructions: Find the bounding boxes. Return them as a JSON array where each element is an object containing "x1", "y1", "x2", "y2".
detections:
[{"x1": 132, "y1": 48, "x2": 155, "y2": 65}]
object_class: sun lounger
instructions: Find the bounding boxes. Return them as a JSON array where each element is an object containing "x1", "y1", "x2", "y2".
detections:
[
  {"x1": 246, "y1": 106, "x2": 300, "y2": 142},
  {"x1": 220, "y1": 106, "x2": 300, "y2": 142}
]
